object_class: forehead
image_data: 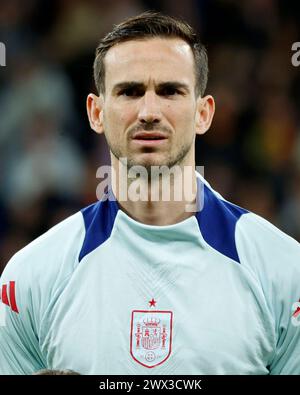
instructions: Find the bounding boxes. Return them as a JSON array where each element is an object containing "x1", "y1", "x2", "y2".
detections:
[{"x1": 104, "y1": 37, "x2": 195, "y2": 89}]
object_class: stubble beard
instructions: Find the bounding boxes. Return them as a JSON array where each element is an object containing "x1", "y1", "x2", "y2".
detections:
[
  {"x1": 109, "y1": 140, "x2": 193, "y2": 174},
  {"x1": 104, "y1": 119, "x2": 193, "y2": 173}
]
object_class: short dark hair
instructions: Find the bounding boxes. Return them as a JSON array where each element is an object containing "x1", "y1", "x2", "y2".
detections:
[{"x1": 93, "y1": 11, "x2": 208, "y2": 97}]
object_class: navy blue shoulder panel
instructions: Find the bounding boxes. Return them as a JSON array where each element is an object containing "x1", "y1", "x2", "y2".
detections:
[
  {"x1": 195, "y1": 182, "x2": 248, "y2": 264},
  {"x1": 79, "y1": 197, "x2": 119, "y2": 262}
]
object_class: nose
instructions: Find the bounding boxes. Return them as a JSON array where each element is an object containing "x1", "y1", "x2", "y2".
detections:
[{"x1": 137, "y1": 91, "x2": 162, "y2": 124}]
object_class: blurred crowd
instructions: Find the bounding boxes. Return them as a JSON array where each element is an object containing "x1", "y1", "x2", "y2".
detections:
[{"x1": 0, "y1": 0, "x2": 300, "y2": 273}]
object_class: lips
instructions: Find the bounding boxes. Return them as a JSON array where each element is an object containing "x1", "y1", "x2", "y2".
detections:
[{"x1": 132, "y1": 132, "x2": 168, "y2": 141}]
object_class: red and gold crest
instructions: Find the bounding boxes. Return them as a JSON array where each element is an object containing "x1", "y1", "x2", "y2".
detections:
[{"x1": 130, "y1": 309, "x2": 173, "y2": 368}]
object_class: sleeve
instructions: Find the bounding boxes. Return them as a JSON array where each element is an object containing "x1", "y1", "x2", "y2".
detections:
[
  {"x1": 267, "y1": 237, "x2": 300, "y2": 375},
  {"x1": 0, "y1": 255, "x2": 46, "y2": 375},
  {"x1": 236, "y1": 213, "x2": 300, "y2": 375},
  {"x1": 0, "y1": 212, "x2": 84, "y2": 375}
]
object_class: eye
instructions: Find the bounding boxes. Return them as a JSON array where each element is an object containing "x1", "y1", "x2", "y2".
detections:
[
  {"x1": 158, "y1": 87, "x2": 181, "y2": 96},
  {"x1": 119, "y1": 88, "x2": 143, "y2": 97}
]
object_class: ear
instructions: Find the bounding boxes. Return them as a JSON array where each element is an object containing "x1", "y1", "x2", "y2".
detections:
[
  {"x1": 86, "y1": 93, "x2": 104, "y2": 134},
  {"x1": 195, "y1": 95, "x2": 215, "y2": 136}
]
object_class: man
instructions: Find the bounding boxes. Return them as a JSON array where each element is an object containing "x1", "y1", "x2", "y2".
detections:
[{"x1": 0, "y1": 11, "x2": 300, "y2": 375}]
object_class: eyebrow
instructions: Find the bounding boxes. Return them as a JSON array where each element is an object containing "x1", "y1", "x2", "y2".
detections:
[{"x1": 112, "y1": 81, "x2": 191, "y2": 94}]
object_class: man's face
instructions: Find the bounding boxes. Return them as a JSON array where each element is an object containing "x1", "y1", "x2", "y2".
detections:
[{"x1": 95, "y1": 38, "x2": 207, "y2": 170}]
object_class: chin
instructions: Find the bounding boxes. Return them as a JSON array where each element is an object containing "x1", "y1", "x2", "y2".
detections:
[{"x1": 127, "y1": 154, "x2": 168, "y2": 169}]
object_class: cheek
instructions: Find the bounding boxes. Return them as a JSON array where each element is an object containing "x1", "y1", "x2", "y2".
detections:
[
  {"x1": 171, "y1": 110, "x2": 196, "y2": 131},
  {"x1": 105, "y1": 103, "x2": 135, "y2": 129},
  {"x1": 166, "y1": 101, "x2": 196, "y2": 123}
]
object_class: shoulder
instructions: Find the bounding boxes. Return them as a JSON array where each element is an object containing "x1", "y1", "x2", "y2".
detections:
[
  {"x1": 198, "y1": 176, "x2": 300, "y2": 323},
  {"x1": 197, "y1": 174, "x2": 300, "y2": 270},
  {"x1": 237, "y1": 210, "x2": 299, "y2": 254},
  {"x1": 235, "y1": 210, "x2": 300, "y2": 279},
  {"x1": 201, "y1": 175, "x2": 300, "y2": 295},
  {"x1": 0, "y1": 211, "x2": 86, "y2": 320},
  {"x1": 0, "y1": 196, "x2": 120, "y2": 293},
  {"x1": 1, "y1": 211, "x2": 85, "y2": 281}
]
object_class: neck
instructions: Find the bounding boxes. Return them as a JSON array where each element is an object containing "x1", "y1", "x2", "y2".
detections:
[{"x1": 110, "y1": 160, "x2": 197, "y2": 226}]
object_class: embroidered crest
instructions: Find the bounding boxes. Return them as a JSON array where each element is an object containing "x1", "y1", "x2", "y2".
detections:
[{"x1": 130, "y1": 307, "x2": 173, "y2": 368}]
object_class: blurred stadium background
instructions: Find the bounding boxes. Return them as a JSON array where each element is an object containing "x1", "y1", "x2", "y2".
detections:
[{"x1": 0, "y1": 0, "x2": 300, "y2": 274}]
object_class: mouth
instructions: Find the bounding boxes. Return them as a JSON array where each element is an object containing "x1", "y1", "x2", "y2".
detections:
[{"x1": 132, "y1": 132, "x2": 168, "y2": 146}]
